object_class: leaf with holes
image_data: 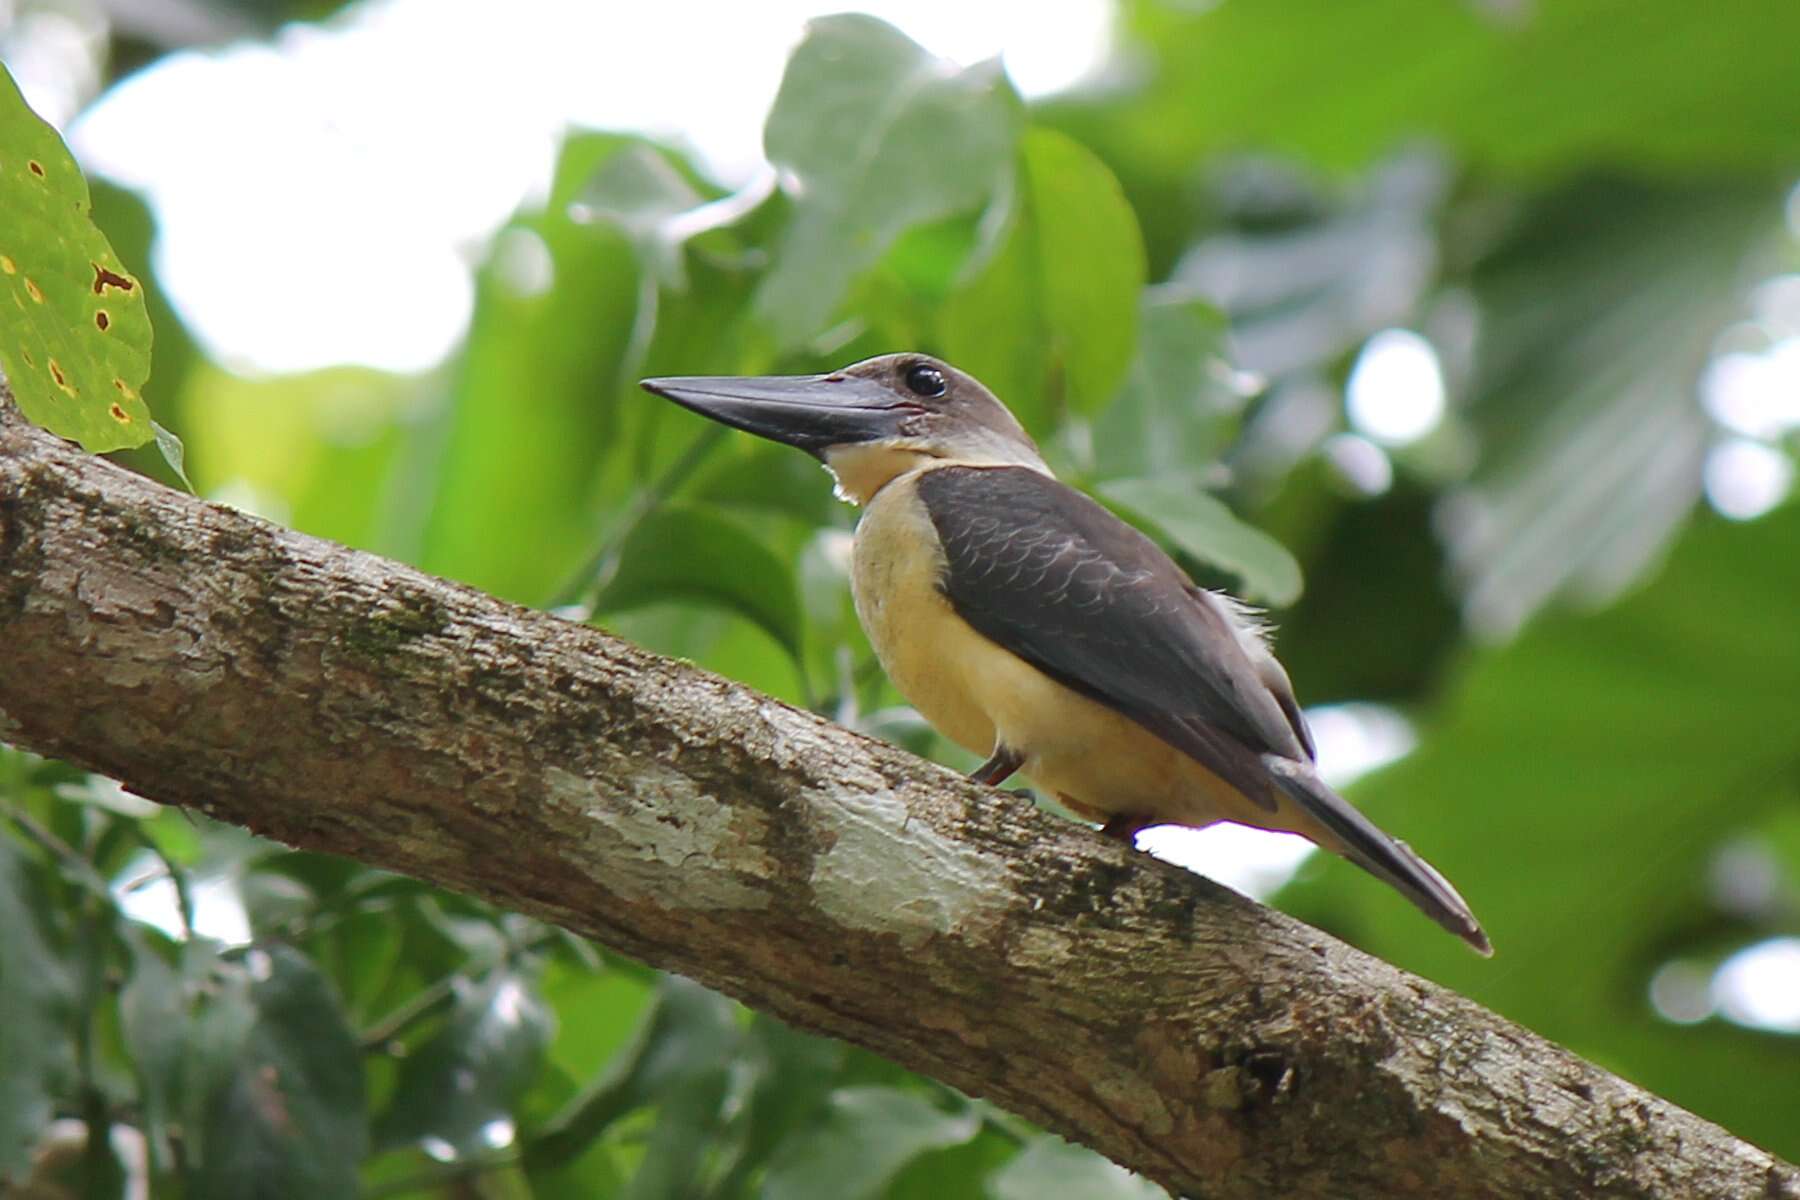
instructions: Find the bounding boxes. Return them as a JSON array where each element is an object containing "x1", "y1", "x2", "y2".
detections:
[{"x1": 0, "y1": 63, "x2": 153, "y2": 451}]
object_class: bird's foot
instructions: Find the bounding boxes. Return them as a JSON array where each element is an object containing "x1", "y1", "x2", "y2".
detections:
[
  {"x1": 969, "y1": 745, "x2": 1023, "y2": 787},
  {"x1": 1098, "y1": 812, "x2": 1154, "y2": 845}
]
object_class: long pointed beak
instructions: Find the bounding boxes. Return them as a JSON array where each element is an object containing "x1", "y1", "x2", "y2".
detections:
[{"x1": 640, "y1": 373, "x2": 916, "y2": 457}]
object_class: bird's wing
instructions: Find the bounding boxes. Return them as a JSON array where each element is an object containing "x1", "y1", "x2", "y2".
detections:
[{"x1": 914, "y1": 466, "x2": 1313, "y2": 809}]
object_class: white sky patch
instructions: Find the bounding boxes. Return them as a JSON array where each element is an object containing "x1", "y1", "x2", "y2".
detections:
[
  {"x1": 1140, "y1": 703, "x2": 1416, "y2": 899},
  {"x1": 1713, "y1": 937, "x2": 1800, "y2": 1033},
  {"x1": 1700, "y1": 341, "x2": 1800, "y2": 440},
  {"x1": 1345, "y1": 328, "x2": 1447, "y2": 446},
  {"x1": 1322, "y1": 432, "x2": 1394, "y2": 496},
  {"x1": 113, "y1": 851, "x2": 253, "y2": 945},
  {"x1": 68, "y1": 0, "x2": 1112, "y2": 375},
  {"x1": 1703, "y1": 437, "x2": 1794, "y2": 521}
]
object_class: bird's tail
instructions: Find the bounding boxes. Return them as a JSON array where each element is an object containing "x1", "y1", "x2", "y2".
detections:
[{"x1": 1262, "y1": 755, "x2": 1492, "y2": 956}]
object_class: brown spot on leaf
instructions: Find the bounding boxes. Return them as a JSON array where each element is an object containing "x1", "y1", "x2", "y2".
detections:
[
  {"x1": 27, "y1": 160, "x2": 45, "y2": 178},
  {"x1": 24, "y1": 278, "x2": 43, "y2": 303},
  {"x1": 92, "y1": 264, "x2": 135, "y2": 294},
  {"x1": 110, "y1": 403, "x2": 130, "y2": 423},
  {"x1": 48, "y1": 359, "x2": 75, "y2": 395},
  {"x1": 0, "y1": 255, "x2": 13, "y2": 274},
  {"x1": 95, "y1": 310, "x2": 110, "y2": 331},
  {"x1": 21, "y1": 349, "x2": 34, "y2": 366}
]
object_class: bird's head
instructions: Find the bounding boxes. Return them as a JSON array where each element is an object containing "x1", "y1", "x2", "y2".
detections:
[{"x1": 640, "y1": 353, "x2": 1048, "y2": 504}]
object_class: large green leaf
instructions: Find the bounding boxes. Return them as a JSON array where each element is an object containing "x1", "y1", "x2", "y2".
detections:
[
  {"x1": 418, "y1": 134, "x2": 644, "y2": 604},
  {"x1": 0, "y1": 840, "x2": 75, "y2": 1181},
  {"x1": 1446, "y1": 180, "x2": 1781, "y2": 634},
  {"x1": 576, "y1": 142, "x2": 706, "y2": 291},
  {"x1": 756, "y1": 14, "x2": 1022, "y2": 347},
  {"x1": 1084, "y1": 290, "x2": 1240, "y2": 483},
  {"x1": 1072, "y1": 0, "x2": 1800, "y2": 183},
  {"x1": 0, "y1": 63, "x2": 153, "y2": 451},
  {"x1": 593, "y1": 502, "x2": 806, "y2": 667},
  {"x1": 376, "y1": 967, "x2": 553, "y2": 1159},
  {"x1": 942, "y1": 127, "x2": 1145, "y2": 430},
  {"x1": 1279, "y1": 500, "x2": 1800, "y2": 1161},
  {"x1": 1099, "y1": 476, "x2": 1304, "y2": 606},
  {"x1": 191, "y1": 945, "x2": 367, "y2": 1200},
  {"x1": 760, "y1": 1086, "x2": 981, "y2": 1200}
]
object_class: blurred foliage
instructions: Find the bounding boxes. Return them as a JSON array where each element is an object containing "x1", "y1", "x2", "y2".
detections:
[{"x1": 4, "y1": 2, "x2": 1800, "y2": 1196}]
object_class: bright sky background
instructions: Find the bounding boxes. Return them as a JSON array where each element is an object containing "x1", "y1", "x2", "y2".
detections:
[{"x1": 62, "y1": 0, "x2": 1111, "y2": 374}]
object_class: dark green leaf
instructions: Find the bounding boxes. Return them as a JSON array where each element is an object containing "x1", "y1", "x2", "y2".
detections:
[
  {"x1": 376, "y1": 968, "x2": 552, "y2": 1160},
  {"x1": 118, "y1": 931, "x2": 185, "y2": 1170},
  {"x1": 594, "y1": 502, "x2": 806, "y2": 665},
  {"x1": 756, "y1": 14, "x2": 1022, "y2": 347},
  {"x1": 1280, "y1": 500, "x2": 1800, "y2": 1161},
  {"x1": 0, "y1": 63, "x2": 153, "y2": 451},
  {"x1": 1098, "y1": 476, "x2": 1304, "y2": 606},
  {"x1": 191, "y1": 945, "x2": 367, "y2": 1200},
  {"x1": 760, "y1": 1086, "x2": 981, "y2": 1200},
  {"x1": 0, "y1": 839, "x2": 75, "y2": 1180},
  {"x1": 942, "y1": 127, "x2": 1145, "y2": 430}
]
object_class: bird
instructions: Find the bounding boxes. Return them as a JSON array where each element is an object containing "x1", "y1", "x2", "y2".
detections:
[{"x1": 641, "y1": 353, "x2": 1490, "y2": 954}]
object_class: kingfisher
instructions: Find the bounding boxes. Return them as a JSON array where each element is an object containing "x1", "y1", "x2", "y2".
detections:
[{"x1": 642, "y1": 353, "x2": 1489, "y2": 953}]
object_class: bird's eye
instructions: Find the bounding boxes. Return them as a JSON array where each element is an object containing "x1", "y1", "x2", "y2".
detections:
[{"x1": 903, "y1": 363, "x2": 947, "y2": 398}]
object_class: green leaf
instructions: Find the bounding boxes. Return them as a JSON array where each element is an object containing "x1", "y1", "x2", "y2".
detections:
[
  {"x1": 419, "y1": 134, "x2": 644, "y2": 605},
  {"x1": 942, "y1": 127, "x2": 1146, "y2": 431},
  {"x1": 375, "y1": 968, "x2": 553, "y2": 1160},
  {"x1": 756, "y1": 13, "x2": 1022, "y2": 347},
  {"x1": 1098, "y1": 476, "x2": 1304, "y2": 606},
  {"x1": 191, "y1": 945, "x2": 368, "y2": 1200},
  {"x1": 576, "y1": 142, "x2": 706, "y2": 290},
  {"x1": 0, "y1": 840, "x2": 75, "y2": 1180},
  {"x1": 524, "y1": 975, "x2": 738, "y2": 1178},
  {"x1": 1279, "y1": 499, "x2": 1800, "y2": 1162},
  {"x1": 118, "y1": 932, "x2": 185, "y2": 1171},
  {"x1": 761, "y1": 1086, "x2": 981, "y2": 1200},
  {"x1": 1450, "y1": 181, "x2": 1776, "y2": 634},
  {"x1": 1064, "y1": 0, "x2": 1800, "y2": 217},
  {"x1": 988, "y1": 1137, "x2": 1165, "y2": 1200},
  {"x1": 0, "y1": 63, "x2": 153, "y2": 451},
  {"x1": 594, "y1": 502, "x2": 806, "y2": 666},
  {"x1": 1087, "y1": 290, "x2": 1240, "y2": 482}
]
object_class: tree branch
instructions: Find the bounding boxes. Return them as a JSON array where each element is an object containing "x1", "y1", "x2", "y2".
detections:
[{"x1": 1, "y1": 392, "x2": 1793, "y2": 1200}]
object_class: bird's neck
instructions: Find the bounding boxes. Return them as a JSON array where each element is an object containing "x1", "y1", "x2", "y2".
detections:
[{"x1": 824, "y1": 441, "x2": 1054, "y2": 506}]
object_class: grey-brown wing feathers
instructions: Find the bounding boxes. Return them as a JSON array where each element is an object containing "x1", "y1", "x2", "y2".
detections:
[
  {"x1": 916, "y1": 466, "x2": 1309, "y2": 807},
  {"x1": 917, "y1": 466, "x2": 1490, "y2": 954}
]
